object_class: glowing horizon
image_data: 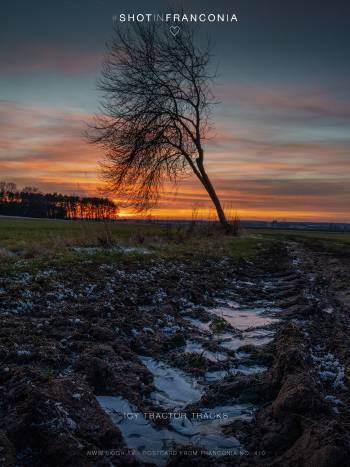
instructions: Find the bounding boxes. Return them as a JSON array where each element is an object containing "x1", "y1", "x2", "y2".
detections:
[{"x1": 0, "y1": 1, "x2": 349, "y2": 223}]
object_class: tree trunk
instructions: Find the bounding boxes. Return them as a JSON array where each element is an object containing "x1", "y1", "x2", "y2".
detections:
[{"x1": 196, "y1": 159, "x2": 233, "y2": 234}]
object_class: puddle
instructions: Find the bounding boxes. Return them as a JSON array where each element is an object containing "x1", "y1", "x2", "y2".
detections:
[
  {"x1": 209, "y1": 305, "x2": 279, "y2": 331},
  {"x1": 118, "y1": 245, "x2": 152, "y2": 254},
  {"x1": 97, "y1": 395, "x2": 188, "y2": 466},
  {"x1": 182, "y1": 340, "x2": 266, "y2": 381},
  {"x1": 103, "y1": 356, "x2": 257, "y2": 464},
  {"x1": 183, "y1": 317, "x2": 212, "y2": 332},
  {"x1": 98, "y1": 277, "x2": 284, "y2": 464},
  {"x1": 139, "y1": 356, "x2": 259, "y2": 453},
  {"x1": 219, "y1": 329, "x2": 275, "y2": 351},
  {"x1": 205, "y1": 363, "x2": 266, "y2": 382},
  {"x1": 214, "y1": 298, "x2": 241, "y2": 309},
  {"x1": 72, "y1": 245, "x2": 151, "y2": 255},
  {"x1": 140, "y1": 357, "x2": 203, "y2": 408},
  {"x1": 169, "y1": 403, "x2": 254, "y2": 449},
  {"x1": 183, "y1": 302, "x2": 277, "y2": 352},
  {"x1": 97, "y1": 395, "x2": 255, "y2": 466},
  {"x1": 0, "y1": 247, "x2": 17, "y2": 257},
  {"x1": 205, "y1": 295, "x2": 280, "y2": 353},
  {"x1": 184, "y1": 340, "x2": 228, "y2": 363}
]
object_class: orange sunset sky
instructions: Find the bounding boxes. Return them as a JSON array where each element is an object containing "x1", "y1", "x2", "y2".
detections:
[{"x1": 1, "y1": 0, "x2": 349, "y2": 222}]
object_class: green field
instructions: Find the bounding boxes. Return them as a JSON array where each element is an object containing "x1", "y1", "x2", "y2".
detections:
[
  {"x1": 257, "y1": 228, "x2": 350, "y2": 244},
  {"x1": 0, "y1": 218, "x2": 155, "y2": 249},
  {"x1": 1, "y1": 217, "x2": 349, "y2": 267},
  {"x1": 0, "y1": 217, "x2": 264, "y2": 262},
  {"x1": 256, "y1": 228, "x2": 350, "y2": 255}
]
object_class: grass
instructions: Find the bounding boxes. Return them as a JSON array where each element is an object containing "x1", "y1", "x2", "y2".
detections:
[
  {"x1": 255, "y1": 229, "x2": 350, "y2": 255},
  {"x1": 2, "y1": 217, "x2": 349, "y2": 270},
  {"x1": 0, "y1": 217, "x2": 267, "y2": 263},
  {"x1": 256, "y1": 229, "x2": 350, "y2": 244},
  {"x1": 0, "y1": 217, "x2": 349, "y2": 287},
  {"x1": 0, "y1": 218, "x2": 161, "y2": 250}
]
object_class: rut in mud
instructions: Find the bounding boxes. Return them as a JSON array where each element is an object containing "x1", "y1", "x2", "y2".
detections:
[
  {"x1": 97, "y1": 269, "x2": 284, "y2": 466},
  {"x1": 0, "y1": 241, "x2": 350, "y2": 466}
]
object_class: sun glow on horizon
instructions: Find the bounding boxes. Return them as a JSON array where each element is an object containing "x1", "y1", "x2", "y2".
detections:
[{"x1": 1, "y1": 93, "x2": 349, "y2": 224}]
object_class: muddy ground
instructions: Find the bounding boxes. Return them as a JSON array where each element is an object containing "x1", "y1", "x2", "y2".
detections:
[{"x1": 0, "y1": 238, "x2": 349, "y2": 467}]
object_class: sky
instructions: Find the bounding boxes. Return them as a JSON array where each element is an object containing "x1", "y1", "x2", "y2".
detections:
[{"x1": 1, "y1": 0, "x2": 349, "y2": 221}]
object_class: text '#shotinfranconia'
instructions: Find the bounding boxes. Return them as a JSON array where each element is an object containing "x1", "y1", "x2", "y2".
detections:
[{"x1": 116, "y1": 13, "x2": 238, "y2": 23}]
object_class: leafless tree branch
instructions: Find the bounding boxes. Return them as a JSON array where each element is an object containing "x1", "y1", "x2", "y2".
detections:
[{"x1": 88, "y1": 17, "x2": 232, "y2": 231}]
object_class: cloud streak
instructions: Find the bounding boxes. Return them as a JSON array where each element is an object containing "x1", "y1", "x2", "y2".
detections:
[
  {"x1": 216, "y1": 83, "x2": 350, "y2": 123},
  {"x1": 0, "y1": 45, "x2": 102, "y2": 74},
  {"x1": 0, "y1": 100, "x2": 349, "y2": 222}
]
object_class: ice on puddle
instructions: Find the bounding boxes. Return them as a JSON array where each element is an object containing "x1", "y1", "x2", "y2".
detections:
[
  {"x1": 97, "y1": 394, "x2": 252, "y2": 466},
  {"x1": 140, "y1": 356, "x2": 202, "y2": 408},
  {"x1": 205, "y1": 364, "x2": 266, "y2": 382},
  {"x1": 183, "y1": 317, "x2": 212, "y2": 332},
  {"x1": 96, "y1": 276, "x2": 285, "y2": 465},
  {"x1": 184, "y1": 340, "x2": 228, "y2": 363},
  {"x1": 209, "y1": 305, "x2": 278, "y2": 331}
]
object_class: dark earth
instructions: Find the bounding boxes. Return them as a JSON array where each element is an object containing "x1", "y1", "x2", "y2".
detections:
[{"x1": 0, "y1": 239, "x2": 350, "y2": 467}]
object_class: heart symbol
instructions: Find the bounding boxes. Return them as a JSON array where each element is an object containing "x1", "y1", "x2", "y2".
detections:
[{"x1": 170, "y1": 25, "x2": 180, "y2": 37}]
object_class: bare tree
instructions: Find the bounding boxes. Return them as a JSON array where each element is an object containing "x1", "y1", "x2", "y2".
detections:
[{"x1": 90, "y1": 21, "x2": 232, "y2": 232}]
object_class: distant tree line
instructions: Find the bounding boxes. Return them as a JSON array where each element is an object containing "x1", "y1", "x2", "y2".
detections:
[{"x1": 0, "y1": 182, "x2": 118, "y2": 220}]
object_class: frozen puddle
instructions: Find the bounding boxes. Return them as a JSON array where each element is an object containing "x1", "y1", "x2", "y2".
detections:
[
  {"x1": 0, "y1": 247, "x2": 17, "y2": 257},
  {"x1": 219, "y1": 329, "x2": 275, "y2": 351},
  {"x1": 97, "y1": 357, "x2": 257, "y2": 465},
  {"x1": 183, "y1": 313, "x2": 276, "y2": 352},
  {"x1": 97, "y1": 395, "x2": 188, "y2": 466},
  {"x1": 140, "y1": 356, "x2": 203, "y2": 408},
  {"x1": 210, "y1": 304, "x2": 279, "y2": 331},
  {"x1": 72, "y1": 245, "x2": 151, "y2": 255},
  {"x1": 97, "y1": 395, "x2": 254, "y2": 465},
  {"x1": 98, "y1": 396, "x2": 255, "y2": 466},
  {"x1": 184, "y1": 340, "x2": 228, "y2": 363},
  {"x1": 205, "y1": 363, "x2": 267, "y2": 382},
  {"x1": 169, "y1": 404, "x2": 254, "y2": 453},
  {"x1": 215, "y1": 305, "x2": 277, "y2": 350},
  {"x1": 182, "y1": 341, "x2": 266, "y2": 381},
  {"x1": 183, "y1": 297, "x2": 280, "y2": 353},
  {"x1": 183, "y1": 317, "x2": 212, "y2": 332},
  {"x1": 97, "y1": 282, "x2": 282, "y2": 464}
]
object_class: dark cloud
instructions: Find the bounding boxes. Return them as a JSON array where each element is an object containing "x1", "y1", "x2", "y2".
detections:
[{"x1": 0, "y1": 1, "x2": 349, "y2": 220}]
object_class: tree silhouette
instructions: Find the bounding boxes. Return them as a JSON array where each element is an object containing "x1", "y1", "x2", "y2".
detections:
[{"x1": 90, "y1": 21, "x2": 232, "y2": 232}]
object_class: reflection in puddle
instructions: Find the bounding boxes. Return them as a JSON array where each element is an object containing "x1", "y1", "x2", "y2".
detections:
[
  {"x1": 170, "y1": 404, "x2": 254, "y2": 448},
  {"x1": 210, "y1": 305, "x2": 279, "y2": 331},
  {"x1": 183, "y1": 297, "x2": 280, "y2": 353},
  {"x1": 182, "y1": 340, "x2": 266, "y2": 381},
  {"x1": 219, "y1": 330, "x2": 275, "y2": 350},
  {"x1": 183, "y1": 317, "x2": 212, "y2": 332},
  {"x1": 205, "y1": 364, "x2": 266, "y2": 382},
  {"x1": 97, "y1": 395, "x2": 186, "y2": 466},
  {"x1": 98, "y1": 395, "x2": 254, "y2": 466},
  {"x1": 99, "y1": 278, "x2": 283, "y2": 465},
  {"x1": 184, "y1": 340, "x2": 228, "y2": 362},
  {"x1": 140, "y1": 356, "x2": 203, "y2": 408}
]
